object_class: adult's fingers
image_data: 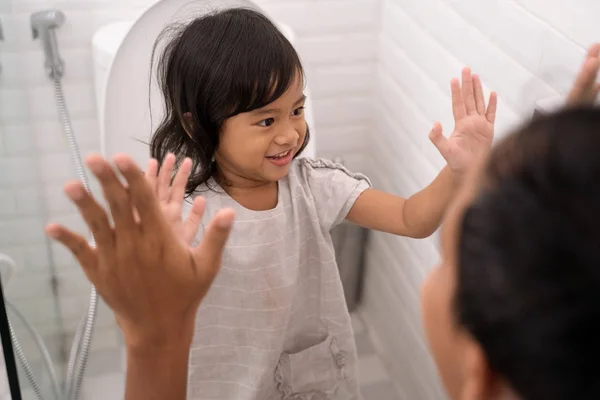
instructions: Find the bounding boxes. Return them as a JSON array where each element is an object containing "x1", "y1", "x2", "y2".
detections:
[
  {"x1": 64, "y1": 180, "x2": 114, "y2": 247},
  {"x1": 157, "y1": 153, "x2": 176, "y2": 203},
  {"x1": 568, "y1": 51, "x2": 600, "y2": 105},
  {"x1": 135, "y1": 159, "x2": 160, "y2": 224},
  {"x1": 46, "y1": 223, "x2": 99, "y2": 280},
  {"x1": 112, "y1": 153, "x2": 163, "y2": 231},
  {"x1": 170, "y1": 158, "x2": 193, "y2": 205},
  {"x1": 183, "y1": 196, "x2": 206, "y2": 244},
  {"x1": 192, "y1": 209, "x2": 235, "y2": 281},
  {"x1": 586, "y1": 43, "x2": 600, "y2": 59},
  {"x1": 86, "y1": 154, "x2": 136, "y2": 233},
  {"x1": 145, "y1": 158, "x2": 159, "y2": 193}
]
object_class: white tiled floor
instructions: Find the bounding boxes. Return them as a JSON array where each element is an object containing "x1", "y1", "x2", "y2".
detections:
[{"x1": 352, "y1": 313, "x2": 402, "y2": 400}]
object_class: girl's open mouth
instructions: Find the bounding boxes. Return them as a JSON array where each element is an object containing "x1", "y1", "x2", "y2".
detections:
[{"x1": 266, "y1": 149, "x2": 293, "y2": 166}]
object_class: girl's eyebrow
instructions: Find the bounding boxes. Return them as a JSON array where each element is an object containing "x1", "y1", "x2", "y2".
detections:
[
  {"x1": 294, "y1": 94, "x2": 307, "y2": 105},
  {"x1": 252, "y1": 95, "x2": 307, "y2": 115}
]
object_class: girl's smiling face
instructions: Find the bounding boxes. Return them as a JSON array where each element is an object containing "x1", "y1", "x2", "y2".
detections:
[{"x1": 214, "y1": 73, "x2": 307, "y2": 188}]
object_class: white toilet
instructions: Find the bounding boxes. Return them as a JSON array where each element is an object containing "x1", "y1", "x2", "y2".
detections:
[{"x1": 92, "y1": 0, "x2": 316, "y2": 169}]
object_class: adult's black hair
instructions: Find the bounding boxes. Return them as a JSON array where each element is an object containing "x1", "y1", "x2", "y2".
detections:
[{"x1": 457, "y1": 107, "x2": 600, "y2": 400}]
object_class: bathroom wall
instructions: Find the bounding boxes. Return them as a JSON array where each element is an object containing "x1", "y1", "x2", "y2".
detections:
[
  {"x1": 361, "y1": 0, "x2": 600, "y2": 398},
  {"x1": 0, "y1": 0, "x2": 380, "y2": 381}
]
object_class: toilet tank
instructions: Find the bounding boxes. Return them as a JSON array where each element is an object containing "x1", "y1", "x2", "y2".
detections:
[{"x1": 92, "y1": 19, "x2": 316, "y2": 166}]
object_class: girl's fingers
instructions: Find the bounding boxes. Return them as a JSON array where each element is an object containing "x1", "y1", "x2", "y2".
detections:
[
  {"x1": 183, "y1": 196, "x2": 206, "y2": 244},
  {"x1": 428, "y1": 123, "x2": 449, "y2": 160},
  {"x1": 85, "y1": 154, "x2": 136, "y2": 233},
  {"x1": 451, "y1": 78, "x2": 466, "y2": 121},
  {"x1": 113, "y1": 154, "x2": 164, "y2": 231},
  {"x1": 485, "y1": 92, "x2": 498, "y2": 124},
  {"x1": 170, "y1": 158, "x2": 193, "y2": 205},
  {"x1": 472, "y1": 74, "x2": 486, "y2": 115},
  {"x1": 157, "y1": 153, "x2": 176, "y2": 203},
  {"x1": 64, "y1": 180, "x2": 114, "y2": 247},
  {"x1": 46, "y1": 223, "x2": 99, "y2": 279},
  {"x1": 461, "y1": 68, "x2": 477, "y2": 115}
]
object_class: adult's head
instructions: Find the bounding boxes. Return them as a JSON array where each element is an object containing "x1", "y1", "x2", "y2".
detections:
[{"x1": 422, "y1": 107, "x2": 600, "y2": 400}]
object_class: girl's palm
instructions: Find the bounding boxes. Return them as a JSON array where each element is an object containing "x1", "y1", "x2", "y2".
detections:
[{"x1": 429, "y1": 68, "x2": 497, "y2": 176}]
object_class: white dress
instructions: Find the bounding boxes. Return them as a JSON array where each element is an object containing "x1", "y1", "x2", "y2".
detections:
[{"x1": 186, "y1": 158, "x2": 371, "y2": 400}]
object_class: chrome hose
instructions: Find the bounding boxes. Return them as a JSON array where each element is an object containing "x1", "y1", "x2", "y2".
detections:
[
  {"x1": 6, "y1": 302, "x2": 61, "y2": 399},
  {"x1": 52, "y1": 78, "x2": 99, "y2": 400},
  {"x1": 8, "y1": 320, "x2": 46, "y2": 400}
]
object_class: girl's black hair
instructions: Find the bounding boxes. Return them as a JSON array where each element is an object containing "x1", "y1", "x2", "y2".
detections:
[
  {"x1": 150, "y1": 7, "x2": 309, "y2": 195},
  {"x1": 456, "y1": 108, "x2": 600, "y2": 400}
]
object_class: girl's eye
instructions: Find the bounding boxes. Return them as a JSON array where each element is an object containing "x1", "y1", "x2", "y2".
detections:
[
  {"x1": 258, "y1": 118, "x2": 275, "y2": 127},
  {"x1": 292, "y1": 106, "x2": 305, "y2": 116}
]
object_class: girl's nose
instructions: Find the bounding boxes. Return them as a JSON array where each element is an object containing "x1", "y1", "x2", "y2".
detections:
[{"x1": 275, "y1": 126, "x2": 300, "y2": 146}]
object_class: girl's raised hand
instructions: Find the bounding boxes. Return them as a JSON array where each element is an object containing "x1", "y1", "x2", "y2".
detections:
[
  {"x1": 46, "y1": 154, "x2": 235, "y2": 349},
  {"x1": 567, "y1": 43, "x2": 600, "y2": 106},
  {"x1": 429, "y1": 68, "x2": 497, "y2": 179}
]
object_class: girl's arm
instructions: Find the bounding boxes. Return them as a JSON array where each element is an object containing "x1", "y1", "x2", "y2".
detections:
[
  {"x1": 347, "y1": 167, "x2": 456, "y2": 238},
  {"x1": 347, "y1": 68, "x2": 497, "y2": 238}
]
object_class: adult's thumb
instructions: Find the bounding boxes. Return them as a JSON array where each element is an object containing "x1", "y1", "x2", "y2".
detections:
[{"x1": 194, "y1": 208, "x2": 235, "y2": 278}]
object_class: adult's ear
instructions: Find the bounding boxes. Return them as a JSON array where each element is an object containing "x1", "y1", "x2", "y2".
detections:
[{"x1": 459, "y1": 340, "x2": 505, "y2": 400}]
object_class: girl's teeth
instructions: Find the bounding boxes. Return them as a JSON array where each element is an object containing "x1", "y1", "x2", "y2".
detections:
[{"x1": 272, "y1": 150, "x2": 289, "y2": 158}]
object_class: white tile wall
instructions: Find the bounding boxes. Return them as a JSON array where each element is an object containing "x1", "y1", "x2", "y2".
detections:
[
  {"x1": 0, "y1": 0, "x2": 379, "y2": 392},
  {"x1": 360, "y1": 0, "x2": 600, "y2": 399}
]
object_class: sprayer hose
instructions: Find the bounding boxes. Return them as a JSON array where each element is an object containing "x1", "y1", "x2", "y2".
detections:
[
  {"x1": 6, "y1": 301, "x2": 61, "y2": 399},
  {"x1": 52, "y1": 78, "x2": 99, "y2": 400}
]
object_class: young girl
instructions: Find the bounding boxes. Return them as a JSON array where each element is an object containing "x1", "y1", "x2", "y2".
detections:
[{"x1": 152, "y1": 7, "x2": 494, "y2": 400}]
